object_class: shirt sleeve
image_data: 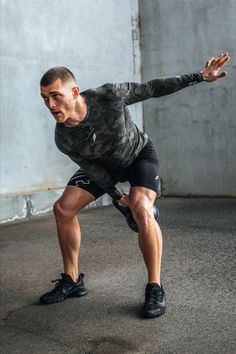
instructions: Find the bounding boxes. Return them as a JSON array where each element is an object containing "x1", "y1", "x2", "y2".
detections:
[
  {"x1": 69, "y1": 154, "x2": 122, "y2": 200},
  {"x1": 112, "y1": 72, "x2": 203, "y2": 105}
]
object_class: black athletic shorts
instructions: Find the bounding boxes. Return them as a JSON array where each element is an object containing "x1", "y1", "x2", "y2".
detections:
[{"x1": 67, "y1": 139, "x2": 160, "y2": 199}]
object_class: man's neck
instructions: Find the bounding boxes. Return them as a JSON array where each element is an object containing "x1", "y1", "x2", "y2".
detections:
[{"x1": 63, "y1": 95, "x2": 88, "y2": 128}]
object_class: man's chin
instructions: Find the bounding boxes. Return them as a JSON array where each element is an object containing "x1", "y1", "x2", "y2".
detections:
[{"x1": 53, "y1": 115, "x2": 67, "y2": 123}]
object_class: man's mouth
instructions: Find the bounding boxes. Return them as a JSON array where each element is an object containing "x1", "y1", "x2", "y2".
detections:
[{"x1": 51, "y1": 111, "x2": 60, "y2": 115}]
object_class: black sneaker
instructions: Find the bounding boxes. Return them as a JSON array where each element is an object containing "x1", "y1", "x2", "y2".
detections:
[
  {"x1": 39, "y1": 273, "x2": 88, "y2": 304},
  {"x1": 141, "y1": 283, "x2": 166, "y2": 318}
]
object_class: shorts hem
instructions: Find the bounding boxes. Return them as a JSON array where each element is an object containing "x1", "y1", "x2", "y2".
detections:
[
  {"x1": 130, "y1": 183, "x2": 159, "y2": 194},
  {"x1": 67, "y1": 182, "x2": 104, "y2": 200}
]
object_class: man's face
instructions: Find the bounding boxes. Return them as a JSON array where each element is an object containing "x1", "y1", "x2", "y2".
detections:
[{"x1": 40, "y1": 79, "x2": 77, "y2": 123}]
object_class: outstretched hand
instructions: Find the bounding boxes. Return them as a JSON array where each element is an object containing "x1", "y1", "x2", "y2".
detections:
[{"x1": 200, "y1": 52, "x2": 230, "y2": 82}]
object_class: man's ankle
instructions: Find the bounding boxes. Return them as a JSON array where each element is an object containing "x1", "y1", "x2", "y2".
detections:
[
  {"x1": 148, "y1": 278, "x2": 161, "y2": 285},
  {"x1": 64, "y1": 271, "x2": 79, "y2": 282},
  {"x1": 148, "y1": 282, "x2": 161, "y2": 287}
]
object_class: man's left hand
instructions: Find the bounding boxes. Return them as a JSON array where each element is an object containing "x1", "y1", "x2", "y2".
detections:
[
  {"x1": 117, "y1": 193, "x2": 130, "y2": 208},
  {"x1": 200, "y1": 52, "x2": 230, "y2": 82}
]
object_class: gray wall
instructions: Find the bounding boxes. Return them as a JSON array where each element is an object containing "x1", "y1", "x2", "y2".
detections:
[
  {"x1": 1, "y1": 0, "x2": 235, "y2": 223},
  {"x1": 139, "y1": 0, "x2": 236, "y2": 196},
  {"x1": 0, "y1": 0, "x2": 141, "y2": 222}
]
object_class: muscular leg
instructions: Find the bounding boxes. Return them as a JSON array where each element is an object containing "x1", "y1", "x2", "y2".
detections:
[
  {"x1": 53, "y1": 185, "x2": 95, "y2": 281},
  {"x1": 129, "y1": 187, "x2": 162, "y2": 285}
]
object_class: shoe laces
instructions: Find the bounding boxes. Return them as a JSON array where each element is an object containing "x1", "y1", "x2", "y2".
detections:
[
  {"x1": 51, "y1": 278, "x2": 66, "y2": 289},
  {"x1": 145, "y1": 286, "x2": 163, "y2": 304}
]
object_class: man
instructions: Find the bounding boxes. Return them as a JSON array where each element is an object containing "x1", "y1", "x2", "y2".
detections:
[{"x1": 39, "y1": 53, "x2": 230, "y2": 318}]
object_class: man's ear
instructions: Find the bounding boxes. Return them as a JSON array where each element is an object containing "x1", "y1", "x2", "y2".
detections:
[{"x1": 72, "y1": 86, "x2": 80, "y2": 99}]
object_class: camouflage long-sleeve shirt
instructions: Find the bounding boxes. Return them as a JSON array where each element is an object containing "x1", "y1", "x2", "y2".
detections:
[{"x1": 55, "y1": 73, "x2": 203, "y2": 198}]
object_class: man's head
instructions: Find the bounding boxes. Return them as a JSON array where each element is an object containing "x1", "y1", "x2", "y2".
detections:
[{"x1": 40, "y1": 66, "x2": 80, "y2": 123}]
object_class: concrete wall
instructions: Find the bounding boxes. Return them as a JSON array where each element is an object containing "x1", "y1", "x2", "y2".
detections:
[
  {"x1": 1, "y1": 0, "x2": 235, "y2": 223},
  {"x1": 0, "y1": 0, "x2": 141, "y2": 222},
  {"x1": 139, "y1": 0, "x2": 236, "y2": 196}
]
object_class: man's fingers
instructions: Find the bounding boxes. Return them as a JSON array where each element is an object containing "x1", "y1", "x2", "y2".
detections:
[
  {"x1": 210, "y1": 58, "x2": 216, "y2": 66},
  {"x1": 205, "y1": 57, "x2": 214, "y2": 67},
  {"x1": 202, "y1": 53, "x2": 229, "y2": 81},
  {"x1": 215, "y1": 57, "x2": 230, "y2": 70},
  {"x1": 213, "y1": 71, "x2": 227, "y2": 80},
  {"x1": 217, "y1": 71, "x2": 227, "y2": 78},
  {"x1": 205, "y1": 52, "x2": 230, "y2": 70},
  {"x1": 213, "y1": 53, "x2": 230, "y2": 68},
  {"x1": 214, "y1": 56, "x2": 229, "y2": 67}
]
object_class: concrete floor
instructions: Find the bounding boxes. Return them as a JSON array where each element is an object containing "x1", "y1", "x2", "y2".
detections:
[{"x1": 0, "y1": 197, "x2": 235, "y2": 354}]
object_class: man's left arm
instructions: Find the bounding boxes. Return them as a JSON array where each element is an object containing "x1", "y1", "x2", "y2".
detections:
[{"x1": 117, "y1": 52, "x2": 230, "y2": 105}]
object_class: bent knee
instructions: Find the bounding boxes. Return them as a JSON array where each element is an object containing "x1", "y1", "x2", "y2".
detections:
[
  {"x1": 130, "y1": 202, "x2": 154, "y2": 229},
  {"x1": 53, "y1": 199, "x2": 77, "y2": 221}
]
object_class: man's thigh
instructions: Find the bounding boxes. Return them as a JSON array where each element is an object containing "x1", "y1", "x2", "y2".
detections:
[
  {"x1": 58, "y1": 185, "x2": 96, "y2": 213},
  {"x1": 129, "y1": 186, "x2": 157, "y2": 205},
  {"x1": 126, "y1": 160, "x2": 160, "y2": 196},
  {"x1": 67, "y1": 169, "x2": 105, "y2": 200},
  {"x1": 57, "y1": 169, "x2": 105, "y2": 213}
]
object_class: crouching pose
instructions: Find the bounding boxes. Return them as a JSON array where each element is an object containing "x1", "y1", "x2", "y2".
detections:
[{"x1": 39, "y1": 53, "x2": 230, "y2": 318}]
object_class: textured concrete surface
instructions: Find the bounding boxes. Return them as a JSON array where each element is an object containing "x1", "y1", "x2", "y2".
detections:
[
  {"x1": 0, "y1": 0, "x2": 141, "y2": 195},
  {"x1": 139, "y1": 0, "x2": 236, "y2": 196},
  {"x1": 0, "y1": 183, "x2": 129, "y2": 224},
  {"x1": 0, "y1": 197, "x2": 236, "y2": 354},
  {"x1": 0, "y1": 0, "x2": 142, "y2": 221}
]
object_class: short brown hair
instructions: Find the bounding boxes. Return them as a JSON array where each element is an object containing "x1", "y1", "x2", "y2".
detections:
[{"x1": 40, "y1": 66, "x2": 76, "y2": 86}]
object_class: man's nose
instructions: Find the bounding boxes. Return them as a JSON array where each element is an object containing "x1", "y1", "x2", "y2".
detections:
[{"x1": 47, "y1": 97, "x2": 56, "y2": 109}]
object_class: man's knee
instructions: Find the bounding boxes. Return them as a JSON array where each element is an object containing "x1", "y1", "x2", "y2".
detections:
[
  {"x1": 53, "y1": 186, "x2": 95, "y2": 221},
  {"x1": 130, "y1": 200, "x2": 154, "y2": 230},
  {"x1": 53, "y1": 199, "x2": 77, "y2": 221}
]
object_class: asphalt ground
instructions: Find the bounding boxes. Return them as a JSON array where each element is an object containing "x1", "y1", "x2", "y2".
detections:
[{"x1": 0, "y1": 197, "x2": 235, "y2": 354}]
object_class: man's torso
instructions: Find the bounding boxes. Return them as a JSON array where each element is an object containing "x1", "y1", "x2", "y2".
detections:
[{"x1": 55, "y1": 83, "x2": 148, "y2": 169}]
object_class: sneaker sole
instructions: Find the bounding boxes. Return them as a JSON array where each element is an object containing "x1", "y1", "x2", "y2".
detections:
[
  {"x1": 39, "y1": 289, "x2": 88, "y2": 304},
  {"x1": 141, "y1": 307, "x2": 165, "y2": 319}
]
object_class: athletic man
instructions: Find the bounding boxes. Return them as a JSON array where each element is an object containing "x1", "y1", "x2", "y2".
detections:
[{"x1": 39, "y1": 53, "x2": 230, "y2": 318}]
